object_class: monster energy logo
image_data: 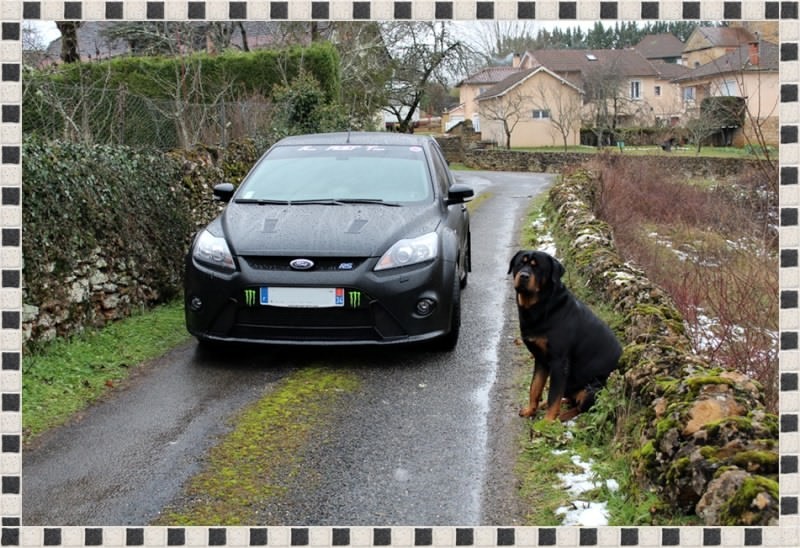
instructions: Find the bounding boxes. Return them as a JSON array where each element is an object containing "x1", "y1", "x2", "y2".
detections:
[
  {"x1": 244, "y1": 289, "x2": 257, "y2": 306},
  {"x1": 349, "y1": 291, "x2": 362, "y2": 307}
]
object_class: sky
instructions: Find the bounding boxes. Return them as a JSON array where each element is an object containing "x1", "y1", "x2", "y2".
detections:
[{"x1": 28, "y1": 19, "x2": 599, "y2": 49}]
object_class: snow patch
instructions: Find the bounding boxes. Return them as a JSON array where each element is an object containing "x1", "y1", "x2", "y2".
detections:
[{"x1": 554, "y1": 454, "x2": 618, "y2": 526}]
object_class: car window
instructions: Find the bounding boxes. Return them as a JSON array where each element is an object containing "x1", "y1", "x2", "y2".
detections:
[
  {"x1": 238, "y1": 144, "x2": 434, "y2": 204},
  {"x1": 428, "y1": 144, "x2": 452, "y2": 195}
]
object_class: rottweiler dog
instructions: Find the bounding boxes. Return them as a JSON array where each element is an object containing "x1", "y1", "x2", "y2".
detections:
[{"x1": 508, "y1": 250, "x2": 621, "y2": 422}]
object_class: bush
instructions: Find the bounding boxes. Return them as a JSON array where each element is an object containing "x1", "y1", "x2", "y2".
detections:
[{"x1": 589, "y1": 155, "x2": 778, "y2": 412}]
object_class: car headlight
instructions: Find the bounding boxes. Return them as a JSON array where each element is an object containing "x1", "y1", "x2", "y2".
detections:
[
  {"x1": 193, "y1": 230, "x2": 236, "y2": 272},
  {"x1": 375, "y1": 232, "x2": 438, "y2": 271}
]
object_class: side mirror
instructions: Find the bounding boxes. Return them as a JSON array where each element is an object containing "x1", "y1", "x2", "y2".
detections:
[
  {"x1": 446, "y1": 184, "x2": 474, "y2": 205},
  {"x1": 213, "y1": 183, "x2": 236, "y2": 203}
]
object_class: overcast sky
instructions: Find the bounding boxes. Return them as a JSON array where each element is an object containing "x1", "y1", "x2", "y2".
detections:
[{"x1": 29, "y1": 19, "x2": 599, "y2": 48}]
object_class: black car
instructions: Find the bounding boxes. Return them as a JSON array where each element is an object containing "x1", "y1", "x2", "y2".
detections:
[{"x1": 184, "y1": 132, "x2": 473, "y2": 350}]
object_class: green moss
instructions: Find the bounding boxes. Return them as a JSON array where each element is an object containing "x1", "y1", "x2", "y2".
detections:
[
  {"x1": 719, "y1": 475, "x2": 778, "y2": 525},
  {"x1": 626, "y1": 303, "x2": 686, "y2": 335},
  {"x1": 685, "y1": 375, "x2": 735, "y2": 392},
  {"x1": 655, "y1": 416, "x2": 680, "y2": 442},
  {"x1": 699, "y1": 446, "x2": 718, "y2": 460},
  {"x1": 654, "y1": 378, "x2": 680, "y2": 396},
  {"x1": 731, "y1": 450, "x2": 778, "y2": 470},
  {"x1": 665, "y1": 456, "x2": 690, "y2": 483},
  {"x1": 704, "y1": 416, "x2": 755, "y2": 438},
  {"x1": 155, "y1": 367, "x2": 360, "y2": 525},
  {"x1": 637, "y1": 440, "x2": 656, "y2": 460}
]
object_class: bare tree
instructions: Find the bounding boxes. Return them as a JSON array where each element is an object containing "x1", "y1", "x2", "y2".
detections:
[
  {"x1": 581, "y1": 59, "x2": 628, "y2": 147},
  {"x1": 682, "y1": 102, "x2": 723, "y2": 153},
  {"x1": 530, "y1": 74, "x2": 584, "y2": 151},
  {"x1": 25, "y1": 63, "x2": 117, "y2": 143},
  {"x1": 479, "y1": 86, "x2": 533, "y2": 149},
  {"x1": 328, "y1": 22, "x2": 392, "y2": 129},
  {"x1": 380, "y1": 22, "x2": 471, "y2": 133}
]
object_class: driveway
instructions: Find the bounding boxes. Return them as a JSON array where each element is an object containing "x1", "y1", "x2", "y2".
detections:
[{"x1": 22, "y1": 170, "x2": 554, "y2": 526}]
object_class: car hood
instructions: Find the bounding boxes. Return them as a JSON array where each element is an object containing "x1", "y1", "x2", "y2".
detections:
[{"x1": 221, "y1": 202, "x2": 441, "y2": 257}]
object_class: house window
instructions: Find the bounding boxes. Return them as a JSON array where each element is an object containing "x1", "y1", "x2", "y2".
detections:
[
  {"x1": 532, "y1": 109, "x2": 550, "y2": 119},
  {"x1": 683, "y1": 86, "x2": 696, "y2": 102},
  {"x1": 720, "y1": 80, "x2": 740, "y2": 96},
  {"x1": 630, "y1": 80, "x2": 642, "y2": 100},
  {"x1": 654, "y1": 85, "x2": 662, "y2": 97}
]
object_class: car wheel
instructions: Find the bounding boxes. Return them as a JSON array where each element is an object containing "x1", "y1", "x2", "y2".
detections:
[
  {"x1": 459, "y1": 232, "x2": 471, "y2": 289},
  {"x1": 431, "y1": 273, "x2": 461, "y2": 352}
]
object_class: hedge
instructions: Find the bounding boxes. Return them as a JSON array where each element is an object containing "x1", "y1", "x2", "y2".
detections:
[
  {"x1": 22, "y1": 43, "x2": 342, "y2": 146},
  {"x1": 22, "y1": 137, "x2": 194, "y2": 341}
]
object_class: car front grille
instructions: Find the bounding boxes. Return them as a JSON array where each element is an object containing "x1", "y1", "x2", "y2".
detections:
[
  {"x1": 231, "y1": 301, "x2": 407, "y2": 342},
  {"x1": 243, "y1": 256, "x2": 367, "y2": 272}
]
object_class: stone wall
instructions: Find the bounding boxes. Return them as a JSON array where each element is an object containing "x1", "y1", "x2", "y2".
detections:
[
  {"x1": 22, "y1": 141, "x2": 264, "y2": 347},
  {"x1": 545, "y1": 169, "x2": 778, "y2": 525},
  {"x1": 441, "y1": 138, "x2": 769, "y2": 180}
]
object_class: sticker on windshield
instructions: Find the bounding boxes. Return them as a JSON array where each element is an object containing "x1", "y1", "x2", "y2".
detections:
[
  {"x1": 294, "y1": 145, "x2": 389, "y2": 152},
  {"x1": 409, "y1": 146, "x2": 422, "y2": 152}
]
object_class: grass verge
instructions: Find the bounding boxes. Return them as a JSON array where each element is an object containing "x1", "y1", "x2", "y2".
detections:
[
  {"x1": 155, "y1": 367, "x2": 360, "y2": 525},
  {"x1": 22, "y1": 300, "x2": 190, "y2": 441}
]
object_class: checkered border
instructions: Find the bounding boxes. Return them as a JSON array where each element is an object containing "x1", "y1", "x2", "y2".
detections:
[{"x1": 0, "y1": 1, "x2": 797, "y2": 546}]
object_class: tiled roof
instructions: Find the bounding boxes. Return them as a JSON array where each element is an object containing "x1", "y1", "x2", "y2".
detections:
[
  {"x1": 634, "y1": 34, "x2": 685, "y2": 60},
  {"x1": 475, "y1": 66, "x2": 582, "y2": 101},
  {"x1": 649, "y1": 61, "x2": 692, "y2": 80},
  {"x1": 672, "y1": 41, "x2": 779, "y2": 82},
  {"x1": 525, "y1": 48, "x2": 661, "y2": 78},
  {"x1": 457, "y1": 66, "x2": 523, "y2": 87},
  {"x1": 685, "y1": 26, "x2": 757, "y2": 51}
]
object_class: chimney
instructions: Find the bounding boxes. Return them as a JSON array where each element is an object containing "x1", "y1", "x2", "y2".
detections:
[
  {"x1": 512, "y1": 52, "x2": 521, "y2": 68},
  {"x1": 748, "y1": 42, "x2": 759, "y2": 66}
]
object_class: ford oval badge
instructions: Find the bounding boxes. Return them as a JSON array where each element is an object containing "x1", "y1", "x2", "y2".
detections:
[{"x1": 290, "y1": 258, "x2": 315, "y2": 271}]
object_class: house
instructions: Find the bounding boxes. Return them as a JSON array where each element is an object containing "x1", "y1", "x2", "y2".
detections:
[
  {"x1": 672, "y1": 40, "x2": 779, "y2": 146},
  {"x1": 447, "y1": 64, "x2": 523, "y2": 131},
  {"x1": 634, "y1": 33, "x2": 686, "y2": 65},
  {"x1": 681, "y1": 26, "x2": 757, "y2": 69},
  {"x1": 475, "y1": 65, "x2": 584, "y2": 148},
  {"x1": 521, "y1": 48, "x2": 689, "y2": 128},
  {"x1": 467, "y1": 45, "x2": 691, "y2": 147}
]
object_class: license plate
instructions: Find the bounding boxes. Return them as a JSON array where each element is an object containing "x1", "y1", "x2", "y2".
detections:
[{"x1": 260, "y1": 287, "x2": 345, "y2": 308}]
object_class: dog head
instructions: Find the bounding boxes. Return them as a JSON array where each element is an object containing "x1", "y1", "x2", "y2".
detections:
[{"x1": 508, "y1": 250, "x2": 565, "y2": 308}]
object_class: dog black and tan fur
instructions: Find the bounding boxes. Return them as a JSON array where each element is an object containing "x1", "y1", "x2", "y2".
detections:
[{"x1": 508, "y1": 250, "x2": 621, "y2": 422}]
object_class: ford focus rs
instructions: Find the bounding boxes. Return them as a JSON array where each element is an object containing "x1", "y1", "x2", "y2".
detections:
[{"x1": 184, "y1": 132, "x2": 473, "y2": 350}]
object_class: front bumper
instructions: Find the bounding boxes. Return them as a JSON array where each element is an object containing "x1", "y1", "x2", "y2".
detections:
[{"x1": 184, "y1": 253, "x2": 456, "y2": 346}]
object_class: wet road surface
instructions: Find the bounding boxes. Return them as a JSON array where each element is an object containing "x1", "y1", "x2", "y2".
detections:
[{"x1": 22, "y1": 171, "x2": 554, "y2": 526}]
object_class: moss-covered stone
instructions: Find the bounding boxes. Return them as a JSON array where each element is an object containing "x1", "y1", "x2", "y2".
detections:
[{"x1": 718, "y1": 475, "x2": 779, "y2": 525}]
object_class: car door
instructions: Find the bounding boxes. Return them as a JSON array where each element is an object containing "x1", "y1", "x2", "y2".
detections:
[{"x1": 428, "y1": 141, "x2": 470, "y2": 278}]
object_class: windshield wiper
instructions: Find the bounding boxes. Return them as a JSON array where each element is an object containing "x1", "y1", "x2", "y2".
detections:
[
  {"x1": 234, "y1": 198, "x2": 291, "y2": 205},
  {"x1": 334, "y1": 198, "x2": 402, "y2": 207},
  {"x1": 289, "y1": 198, "x2": 345, "y2": 205}
]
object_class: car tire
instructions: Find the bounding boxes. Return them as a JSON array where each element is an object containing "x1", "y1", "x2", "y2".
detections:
[
  {"x1": 431, "y1": 273, "x2": 461, "y2": 352},
  {"x1": 459, "y1": 232, "x2": 471, "y2": 289}
]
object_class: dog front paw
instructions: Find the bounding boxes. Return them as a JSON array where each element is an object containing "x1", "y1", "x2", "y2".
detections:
[{"x1": 519, "y1": 406, "x2": 536, "y2": 418}]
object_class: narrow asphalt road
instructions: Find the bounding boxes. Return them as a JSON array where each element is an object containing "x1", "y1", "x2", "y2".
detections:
[{"x1": 22, "y1": 171, "x2": 554, "y2": 526}]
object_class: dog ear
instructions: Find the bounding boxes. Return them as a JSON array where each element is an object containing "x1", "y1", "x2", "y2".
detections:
[
  {"x1": 549, "y1": 255, "x2": 565, "y2": 286},
  {"x1": 508, "y1": 251, "x2": 524, "y2": 275}
]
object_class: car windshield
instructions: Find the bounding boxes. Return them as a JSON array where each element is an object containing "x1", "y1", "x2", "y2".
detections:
[{"x1": 236, "y1": 144, "x2": 433, "y2": 204}]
